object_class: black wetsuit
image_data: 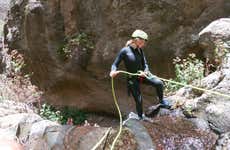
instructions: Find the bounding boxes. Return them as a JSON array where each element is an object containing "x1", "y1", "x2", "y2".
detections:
[{"x1": 111, "y1": 46, "x2": 164, "y2": 118}]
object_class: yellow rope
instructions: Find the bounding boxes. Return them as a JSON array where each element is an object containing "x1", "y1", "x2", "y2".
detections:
[
  {"x1": 110, "y1": 71, "x2": 143, "y2": 150},
  {"x1": 158, "y1": 77, "x2": 230, "y2": 99},
  {"x1": 110, "y1": 77, "x2": 123, "y2": 150},
  {"x1": 118, "y1": 70, "x2": 230, "y2": 99}
]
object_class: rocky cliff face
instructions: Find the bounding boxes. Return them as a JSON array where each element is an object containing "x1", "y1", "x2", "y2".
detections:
[{"x1": 3, "y1": 0, "x2": 230, "y2": 115}]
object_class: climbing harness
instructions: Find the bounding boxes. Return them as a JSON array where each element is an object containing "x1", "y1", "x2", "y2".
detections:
[{"x1": 93, "y1": 70, "x2": 230, "y2": 150}]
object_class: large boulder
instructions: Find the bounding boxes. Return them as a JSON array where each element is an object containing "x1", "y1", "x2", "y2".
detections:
[
  {"x1": 3, "y1": 0, "x2": 230, "y2": 115},
  {"x1": 199, "y1": 18, "x2": 230, "y2": 73},
  {"x1": 0, "y1": 113, "x2": 43, "y2": 141},
  {"x1": 168, "y1": 18, "x2": 230, "y2": 133},
  {"x1": 22, "y1": 120, "x2": 138, "y2": 150},
  {"x1": 26, "y1": 120, "x2": 64, "y2": 150}
]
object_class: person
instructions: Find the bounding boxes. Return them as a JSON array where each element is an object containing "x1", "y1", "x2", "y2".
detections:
[{"x1": 110, "y1": 29, "x2": 171, "y2": 120}]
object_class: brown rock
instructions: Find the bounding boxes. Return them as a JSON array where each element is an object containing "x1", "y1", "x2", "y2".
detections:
[
  {"x1": 3, "y1": 0, "x2": 230, "y2": 115},
  {"x1": 143, "y1": 116, "x2": 218, "y2": 150}
]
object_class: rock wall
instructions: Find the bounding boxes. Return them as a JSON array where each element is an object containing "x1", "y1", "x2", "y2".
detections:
[{"x1": 3, "y1": 0, "x2": 230, "y2": 115}]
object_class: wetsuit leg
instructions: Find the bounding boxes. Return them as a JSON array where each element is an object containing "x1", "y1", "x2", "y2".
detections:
[
  {"x1": 127, "y1": 79, "x2": 143, "y2": 118},
  {"x1": 143, "y1": 76, "x2": 164, "y2": 102}
]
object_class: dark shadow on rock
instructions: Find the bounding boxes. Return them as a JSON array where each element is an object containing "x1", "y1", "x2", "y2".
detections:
[{"x1": 145, "y1": 104, "x2": 161, "y2": 118}]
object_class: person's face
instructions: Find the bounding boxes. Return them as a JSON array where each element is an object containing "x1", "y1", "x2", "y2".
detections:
[{"x1": 135, "y1": 38, "x2": 146, "y2": 48}]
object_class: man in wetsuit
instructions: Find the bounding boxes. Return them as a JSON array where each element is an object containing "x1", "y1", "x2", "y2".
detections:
[{"x1": 110, "y1": 29, "x2": 171, "y2": 120}]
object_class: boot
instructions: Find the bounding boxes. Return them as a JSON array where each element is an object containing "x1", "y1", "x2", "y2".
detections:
[{"x1": 160, "y1": 98, "x2": 172, "y2": 109}]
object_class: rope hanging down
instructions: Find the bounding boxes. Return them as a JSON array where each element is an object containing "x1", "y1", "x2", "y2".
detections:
[
  {"x1": 110, "y1": 71, "x2": 143, "y2": 150},
  {"x1": 110, "y1": 77, "x2": 123, "y2": 150}
]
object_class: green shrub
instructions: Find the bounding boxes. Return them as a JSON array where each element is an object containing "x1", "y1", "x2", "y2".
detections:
[
  {"x1": 165, "y1": 53, "x2": 204, "y2": 93},
  {"x1": 39, "y1": 103, "x2": 62, "y2": 122},
  {"x1": 57, "y1": 32, "x2": 94, "y2": 61},
  {"x1": 39, "y1": 103, "x2": 87, "y2": 125},
  {"x1": 60, "y1": 106, "x2": 87, "y2": 125}
]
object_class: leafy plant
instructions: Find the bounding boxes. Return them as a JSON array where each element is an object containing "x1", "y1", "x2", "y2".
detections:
[
  {"x1": 165, "y1": 53, "x2": 204, "y2": 93},
  {"x1": 39, "y1": 103, "x2": 62, "y2": 122},
  {"x1": 60, "y1": 106, "x2": 87, "y2": 125},
  {"x1": 57, "y1": 32, "x2": 94, "y2": 61},
  {"x1": 39, "y1": 103, "x2": 87, "y2": 125}
]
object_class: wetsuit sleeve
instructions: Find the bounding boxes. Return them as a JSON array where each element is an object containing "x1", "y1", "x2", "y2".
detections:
[
  {"x1": 142, "y1": 51, "x2": 150, "y2": 72},
  {"x1": 111, "y1": 48, "x2": 126, "y2": 71}
]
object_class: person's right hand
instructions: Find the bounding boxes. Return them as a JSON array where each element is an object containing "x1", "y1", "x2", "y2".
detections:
[
  {"x1": 138, "y1": 70, "x2": 148, "y2": 77},
  {"x1": 110, "y1": 71, "x2": 120, "y2": 78}
]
